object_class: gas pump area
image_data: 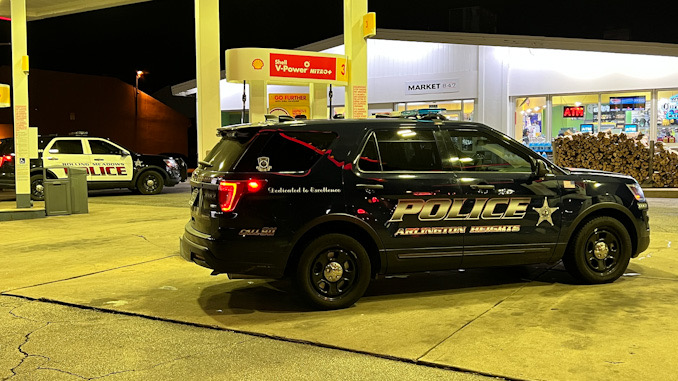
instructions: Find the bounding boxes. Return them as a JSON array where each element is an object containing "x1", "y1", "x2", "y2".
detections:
[{"x1": 3, "y1": 1, "x2": 678, "y2": 381}]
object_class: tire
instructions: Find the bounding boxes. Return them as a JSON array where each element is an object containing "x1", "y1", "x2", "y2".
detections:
[
  {"x1": 296, "y1": 234, "x2": 371, "y2": 310},
  {"x1": 30, "y1": 174, "x2": 45, "y2": 201},
  {"x1": 562, "y1": 217, "x2": 632, "y2": 284},
  {"x1": 136, "y1": 171, "x2": 164, "y2": 195}
]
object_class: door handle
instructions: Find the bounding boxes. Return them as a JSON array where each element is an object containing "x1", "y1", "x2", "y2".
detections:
[
  {"x1": 46, "y1": 157, "x2": 58, "y2": 160},
  {"x1": 94, "y1": 158, "x2": 105, "y2": 161},
  {"x1": 356, "y1": 184, "x2": 384, "y2": 189},
  {"x1": 470, "y1": 184, "x2": 495, "y2": 190}
]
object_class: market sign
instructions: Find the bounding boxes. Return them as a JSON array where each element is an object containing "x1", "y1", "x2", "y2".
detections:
[
  {"x1": 226, "y1": 48, "x2": 348, "y2": 86},
  {"x1": 563, "y1": 106, "x2": 584, "y2": 118},
  {"x1": 405, "y1": 79, "x2": 459, "y2": 95}
]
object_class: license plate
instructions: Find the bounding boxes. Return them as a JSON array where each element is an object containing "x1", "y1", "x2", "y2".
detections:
[{"x1": 189, "y1": 188, "x2": 199, "y2": 206}]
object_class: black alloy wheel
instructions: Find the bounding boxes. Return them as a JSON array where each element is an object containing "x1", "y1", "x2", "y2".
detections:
[
  {"x1": 296, "y1": 234, "x2": 371, "y2": 310},
  {"x1": 136, "y1": 171, "x2": 164, "y2": 195},
  {"x1": 563, "y1": 216, "x2": 632, "y2": 284},
  {"x1": 30, "y1": 174, "x2": 45, "y2": 201}
]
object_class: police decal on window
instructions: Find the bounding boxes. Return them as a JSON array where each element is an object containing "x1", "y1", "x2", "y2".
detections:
[{"x1": 256, "y1": 156, "x2": 271, "y2": 172}]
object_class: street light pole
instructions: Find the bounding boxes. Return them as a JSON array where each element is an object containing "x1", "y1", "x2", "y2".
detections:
[
  {"x1": 135, "y1": 70, "x2": 143, "y2": 101},
  {"x1": 134, "y1": 70, "x2": 144, "y2": 141}
]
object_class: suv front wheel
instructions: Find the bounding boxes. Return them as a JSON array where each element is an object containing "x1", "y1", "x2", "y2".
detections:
[
  {"x1": 136, "y1": 170, "x2": 164, "y2": 195},
  {"x1": 30, "y1": 174, "x2": 45, "y2": 201},
  {"x1": 296, "y1": 234, "x2": 371, "y2": 310},
  {"x1": 563, "y1": 216, "x2": 632, "y2": 283}
]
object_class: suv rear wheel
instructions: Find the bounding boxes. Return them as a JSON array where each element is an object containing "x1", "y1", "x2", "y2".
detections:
[
  {"x1": 296, "y1": 234, "x2": 371, "y2": 310},
  {"x1": 136, "y1": 170, "x2": 164, "y2": 195},
  {"x1": 563, "y1": 217, "x2": 632, "y2": 283}
]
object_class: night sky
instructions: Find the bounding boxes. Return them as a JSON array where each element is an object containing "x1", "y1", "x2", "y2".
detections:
[{"x1": 0, "y1": 0, "x2": 675, "y2": 95}]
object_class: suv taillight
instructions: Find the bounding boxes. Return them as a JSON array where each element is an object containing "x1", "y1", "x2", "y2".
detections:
[
  {"x1": 0, "y1": 155, "x2": 12, "y2": 166},
  {"x1": 627, "y1": 183, "x2": 646, "y2": 202},
  {"x1": 218, "y1": 180, "x2": 263, "y2": 212}
]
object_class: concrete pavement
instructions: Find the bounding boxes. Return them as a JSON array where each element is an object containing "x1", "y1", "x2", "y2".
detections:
[
  {"x1": 1, "y1": 183, "x2": 677, "y2": 380},
  {"x1": 3, "y1": 295, "x2": 490, "y2": 381}
]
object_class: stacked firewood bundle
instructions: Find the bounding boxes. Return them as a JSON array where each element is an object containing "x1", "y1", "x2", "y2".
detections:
[
  {"x1": 553, "y1": 132, "x2": 678, "y2": 187},
  {"x1": 650, "y1": 141, "x2": 678, "y2": 187}
]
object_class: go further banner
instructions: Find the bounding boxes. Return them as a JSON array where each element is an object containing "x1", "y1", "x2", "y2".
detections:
[{"x1": 268, "y1": 93, "x2": 310, "y2": 118}]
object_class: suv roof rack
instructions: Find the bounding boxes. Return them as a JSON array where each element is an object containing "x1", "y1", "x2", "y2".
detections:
[{"x1": 265, "y1": 114, "x2": 295, "y2": 123}]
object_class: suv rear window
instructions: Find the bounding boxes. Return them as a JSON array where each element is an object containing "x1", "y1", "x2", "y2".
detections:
[
  {"x1": 202, "y1": 128, "x2": 261, "y2": 172},
  {"x1": 235, "y1": 131, "x2": 337, "y2": 173}
]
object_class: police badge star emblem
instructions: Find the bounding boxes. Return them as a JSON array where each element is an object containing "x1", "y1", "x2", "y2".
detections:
[
  {"x1": 533, "y1": 197, "x2": 559, "y2": 226},
  {"x1": 256, "y1": 156, "x2": 271, "y2": 172}
]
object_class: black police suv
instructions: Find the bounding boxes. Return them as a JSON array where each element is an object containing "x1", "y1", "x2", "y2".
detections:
[
  {"x1": 0, "y1": 135, "x2": 187, "y2": 200},
  {"x1": 180, "y1": 119, "x2": 650, "y2": 309}
]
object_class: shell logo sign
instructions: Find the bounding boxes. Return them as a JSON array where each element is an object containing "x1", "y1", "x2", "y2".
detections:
[
  {"x1": 252, "y1": 59, "x2": 264, "y2": 70},
  {"x1": 226, "y1": 48, "x2": 348, "y2": 86},
  {"x1": 270, "y1": 53, "x2": 346, "y2": 82}
]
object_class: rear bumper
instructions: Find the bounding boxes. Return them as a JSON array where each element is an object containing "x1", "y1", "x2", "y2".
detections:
[
  {"x1": 179, "y1": 222, "x2": 286, "y2": 278},
  {"x1": 180, "y1": 230, "x2": 212, "y2": 269}
]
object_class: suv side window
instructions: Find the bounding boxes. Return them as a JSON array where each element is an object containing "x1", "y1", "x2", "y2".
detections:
[
  {"x1": 49, "y1": 139, "x2": 84, "y2": 154},
  {"x1": 357, "y1": 134, "x2": 381, "y2": 171},
  {"x1": 89, "y1": 140, "x2": 122, "y2": 155},
  {"x1": 443, "y1": 130, "x2": 532, "y2": 172},
  {"x1": 358, "y1": 129, "x2": 443, "y2": 172},
  {"x1": 235, "y1": 131, "x2": 337, "y2": 173}
]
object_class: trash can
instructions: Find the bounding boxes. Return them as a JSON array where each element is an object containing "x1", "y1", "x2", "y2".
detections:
[
  {"x1": 68, "y1": 167, "x2": 88, "y2": 214},
  {"x1": 44, "y1": 178, "x2": 71, "y2": 216}
]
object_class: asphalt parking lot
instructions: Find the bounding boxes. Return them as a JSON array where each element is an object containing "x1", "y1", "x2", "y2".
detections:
[{"x1": 1, "y1": 183, "x2": 677, "y2": 380}]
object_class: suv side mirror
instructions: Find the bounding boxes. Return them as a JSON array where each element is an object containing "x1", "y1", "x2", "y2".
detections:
[
  {"x1": 120, "y1": 150, "x2": 130, "y2": 157},
  {"x1": 534, "y1": 159, "x2": 550, "y2": 178}
]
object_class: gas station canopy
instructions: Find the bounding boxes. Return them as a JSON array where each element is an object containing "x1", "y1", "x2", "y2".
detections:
[{"x1": 0, "y1": 0, "x2": 150, "y2": 20}]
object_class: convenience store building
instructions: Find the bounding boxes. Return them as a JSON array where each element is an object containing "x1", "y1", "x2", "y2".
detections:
[{"x1": 171, "y1": 29, "x2": 678, "y2": 149}]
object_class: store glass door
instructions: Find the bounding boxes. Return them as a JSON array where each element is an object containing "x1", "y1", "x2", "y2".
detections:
[{"x1": 514, "y1": 96, "x2": 547, "y2": 145}]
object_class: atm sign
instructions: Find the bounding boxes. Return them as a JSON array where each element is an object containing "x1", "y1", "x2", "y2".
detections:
[{"x1": 563, "y1": 106, "x2": 584, "y2": 118}]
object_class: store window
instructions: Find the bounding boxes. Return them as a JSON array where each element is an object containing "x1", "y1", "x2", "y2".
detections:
[
  {"x1": 600, "y1": 91, "x2": 651, "y2": 137},
  {"x1": 514, "y1": 96, "x2": 547, "y2": 145},
  {"x1": 657, "y1": 89, "x2": 678, "y2": 144},
  {"x1": 462, "y1": 100, "x2": 475, "y2": 121},
  {"x1": 551, "y1": 94, "x2": 598, "y2": 137},
  {"x1": 393, "y1": 100, "x2": 475, "y2": 121}
]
